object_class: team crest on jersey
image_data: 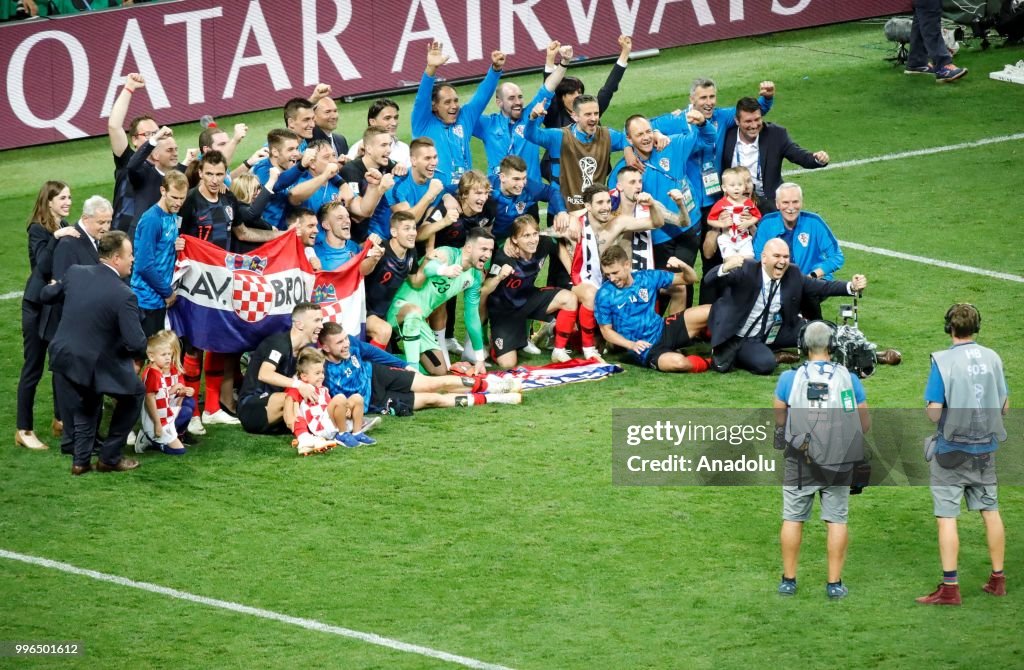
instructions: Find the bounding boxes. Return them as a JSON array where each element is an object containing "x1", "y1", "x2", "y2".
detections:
[
  {"x1": 638, "y1": 288, "x2": 650, "y2": 302},
  {"x1": 659, "y1": 157, "x2": 670, "y2": 171},
  {"x1": 224, "y1": 205, "x2": 234, "y2": 222},
  {"x1": 515, "y1": 125, "x2": 525, "y2": 138},
  {"x1": 494, "y1": 338, "x2": 504, "y2": 350},
  {"x1": 453, "y1": 124, "x2": 464, "y2": 138},
  {"x1": 351, "y1": 357, "x2": 361, "y2": 369},
  {"x1": 232, "y1": 271, "x2": 273, "y2": 323},
  {"x1": 515, "y1": 201, "x2": 526, "y2": 214},
  {"x1": 798, "y1": 232, "x2": 810, "y2": 247}
]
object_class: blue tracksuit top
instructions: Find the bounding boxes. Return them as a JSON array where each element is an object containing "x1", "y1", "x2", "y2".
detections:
[
  {"x1": 752, "y1": 211, "x2": 844, "y2": 279},
  {"x1": 412, "y1": 67, "x2": 502, "y2": 189},
  {"x1": 649, "y1": 96, "x2": 773, "y2": 208}
]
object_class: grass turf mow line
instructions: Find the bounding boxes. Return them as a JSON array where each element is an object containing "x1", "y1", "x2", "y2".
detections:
[
  {"x1": 837, "y1": 240, "x2": 1024, "y2": 283},
  {"x1": 783, "y1": 131, "x2": 1024, "y2": 175},
  {"x1": 0, "y1": 548, "x2": 517, "y2": 670}
]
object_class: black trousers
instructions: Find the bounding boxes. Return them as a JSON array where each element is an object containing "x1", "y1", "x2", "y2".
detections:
[
  {"x1": 16, "y1": 299, "x2": 59, "y2": 430},
  {"x1": 55, "y1": 371, "x2": 142, "y2": 467},
  {"x1": 729, "y1": 328, "x2": 801, "y2": 376},
  {"x1": 909, "y1": 0, "x2": 952, "y2": 69}
]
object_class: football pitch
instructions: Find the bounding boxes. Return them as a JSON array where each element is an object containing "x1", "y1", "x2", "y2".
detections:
[{"x1": 2, "y1": 19, "x2": 1023, "y2": 669}]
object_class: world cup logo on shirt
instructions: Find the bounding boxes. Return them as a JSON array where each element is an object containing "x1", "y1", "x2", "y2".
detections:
[{"x1": 579, "y1": 156, "x2": 598, "y2": 190}]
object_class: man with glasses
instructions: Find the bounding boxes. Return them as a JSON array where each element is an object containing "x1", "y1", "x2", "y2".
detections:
[{"x1": 107, "y1": 73, "x2": 159, "y2": 233}]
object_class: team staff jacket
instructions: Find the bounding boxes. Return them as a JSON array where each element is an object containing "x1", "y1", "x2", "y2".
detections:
[
  {"x1": 649, "y1": 95, "x2": 773, "y2": 209},
  {"x1": 752, "y1": 211, "x2": 844, "y2": 280},
  {"x1": 473, "y1": 86, "x2": 554, "y2": 184},
  {"x1": 608, "y1": 123, "x2": 716, "y2": 240},
  {"x1": 412, "y1": 67, "x2": 502, "y2": 188}
]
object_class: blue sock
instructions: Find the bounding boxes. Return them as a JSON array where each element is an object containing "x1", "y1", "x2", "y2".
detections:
[{"x1": 943, "y1": 570, "x2": 958, "y2": 585}]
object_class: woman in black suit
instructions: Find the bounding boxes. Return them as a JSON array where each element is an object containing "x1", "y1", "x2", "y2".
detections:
[{"x1": 15, "y1": 181, "x2": 79, "y2": 451}]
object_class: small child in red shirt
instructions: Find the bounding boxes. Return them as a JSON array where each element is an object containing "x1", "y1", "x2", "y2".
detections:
[
  {"x1": 284, "y1": 349, "x2": 376, "y2": 455},
  {"x1": 137, "y1": 330, "x2": 196, "y2": 455},
  {"x1": 707, "y1": 166, "x2": 761, "y2": 260}
]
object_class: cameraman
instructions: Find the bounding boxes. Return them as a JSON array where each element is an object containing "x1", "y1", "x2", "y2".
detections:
[
  {"x1": 772, "y1": 321, "x2": 871, "y2": 599},
  {"x1": 916, "y1": 304, "x2": 1008, "y2": 606}
]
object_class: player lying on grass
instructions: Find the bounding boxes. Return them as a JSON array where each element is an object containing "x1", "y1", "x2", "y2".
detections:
[{"x1": 318, "y1": 322, "x2": 522, "y2": 415}]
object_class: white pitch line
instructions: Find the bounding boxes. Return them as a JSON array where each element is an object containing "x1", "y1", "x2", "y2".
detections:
[
  {"x1": 0, "y1": 548, "x2": 516, "y2": 670},
  {"x1": 1, "y1": 291, "x2": 22, "y2": 300},
  {"x1": 839, "y1": 240, "x2": 1024, "y2": 283},
  {"x1": 784, "y1": 132, "x2": 1024, "y2": 175}
]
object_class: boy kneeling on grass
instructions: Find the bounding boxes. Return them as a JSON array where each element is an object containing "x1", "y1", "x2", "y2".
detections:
[{"x1": 284, "y1": 348, "x2": 377, "y2": 455}]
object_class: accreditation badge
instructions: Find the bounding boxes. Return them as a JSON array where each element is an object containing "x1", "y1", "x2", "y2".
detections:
[
  {"x1": 678, "y1": 180, "x2": 696, "y2": 213},
  {"x1": 701, "y1": 161, "x2": 721, "y2": 197}
]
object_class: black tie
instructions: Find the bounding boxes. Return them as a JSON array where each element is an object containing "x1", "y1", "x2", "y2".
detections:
[
  {"x1": 759, "y1": 280, "x2": 779, "y2": 337},
  {"x1": 744, "y1": 279, "x2": 779, "y2": 339}
]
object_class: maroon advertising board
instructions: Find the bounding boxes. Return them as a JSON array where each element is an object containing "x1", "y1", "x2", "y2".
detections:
[{"x1": 0, "y1": 0, "x2": 909, "y2": 150}]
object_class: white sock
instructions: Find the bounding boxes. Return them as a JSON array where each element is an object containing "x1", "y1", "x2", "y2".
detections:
[{"x1": 434, "y1": 330, "x2": 452, "y2": 369}]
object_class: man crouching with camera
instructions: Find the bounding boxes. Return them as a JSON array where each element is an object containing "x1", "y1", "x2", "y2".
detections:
[
  {"x1": 772, "y1": 321, "x2": 871, "y2": 599},
  {"x1": 916, "y1": 304, "x2": 1008, "y2": 605}
]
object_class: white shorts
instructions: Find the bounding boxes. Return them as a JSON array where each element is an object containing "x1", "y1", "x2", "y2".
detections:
[{"x1": 718, "y1": 232, "x2": 754, "y2": 259}]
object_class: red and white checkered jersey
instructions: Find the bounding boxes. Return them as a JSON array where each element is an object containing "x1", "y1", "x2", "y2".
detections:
[
  {"x1": 143, "y1": 365, "x2": 183, "y2": 428},
  {"x1": 286, "y1": 385, "x2": 337, "y2": 438}
]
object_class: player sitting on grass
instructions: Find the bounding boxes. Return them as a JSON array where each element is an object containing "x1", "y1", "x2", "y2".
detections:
[
  {"x1": 595, "y1": 245, "x2": 711, "y2": 373},
  {"x1": 284, "y1": 348, "x2": 376, "y2": 455},
  {"x1": 318, "y1": 322, "x2": 521, "y2": 416},
  {"x1": 386, "y1": 227, "x2": 496, "y2": 375}
]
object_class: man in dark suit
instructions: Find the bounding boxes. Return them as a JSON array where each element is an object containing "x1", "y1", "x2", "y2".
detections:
[
  {"x1": 39, "y1": 195, "x2": 112, "y2": 452},
  {"x1": 722, "y1": 97, "x2": 829, "y2": 213},
  {"x1": 706, "y1": 238, "x2": 867, "y2": 375},
  {"x1": 40, "y1": 195, "x2": 112, "y2": 342},
  {"x1": 49, "y1": 231, "x2": 146, "y2": 475},
  {"x1": 312, "y1": 96, "x2": 349, "y2": 159}
]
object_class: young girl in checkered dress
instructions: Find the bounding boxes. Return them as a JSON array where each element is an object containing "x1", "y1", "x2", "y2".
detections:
[
  {"x1": 137, "y1": 330, "x2": 196, "y2": 455},
  {"x1": 284, "y1": 349, "x2": 376, "y2": 455}
]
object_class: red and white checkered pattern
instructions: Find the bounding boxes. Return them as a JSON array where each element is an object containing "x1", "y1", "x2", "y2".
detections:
[
  {"x1": 320, "y1": 300, "x2": 344, "y2": 323},
  {"x1": 292, "y1": 386, "x2": 338, "y2": 438},
  {"x1": 232, "y1": 270, "x2": 273, "y2": 323},
  {"x1": 141, "y1": 365, "x2": 183, "y2": 444}
]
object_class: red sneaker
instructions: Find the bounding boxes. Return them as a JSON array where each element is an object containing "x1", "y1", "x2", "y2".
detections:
[
  {"x1": 983, "y1": 574, "x2": 1006, "y2": 596},
  {"x1": 916, "y1": 583, "x2": 962, "y2": 605}
]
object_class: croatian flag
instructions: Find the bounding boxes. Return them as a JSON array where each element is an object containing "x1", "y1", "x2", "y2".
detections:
[
  {"x1": 454, "y1": 358, "x2": 625, "y2": 391},
  {"x1": 312, "y1": 242, "x2": 371, "y2": 338},
  {"x1": 170, "y1": 234, "x2": 314, "y2": 353}
]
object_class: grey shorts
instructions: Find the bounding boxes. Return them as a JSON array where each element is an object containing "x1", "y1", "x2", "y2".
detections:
[
  {"x1": 783, "y1": 485, "x2": 849, "y2": 524},
  {"x1": 930, "y1": 453, "x2": 998, "y2": 517}
]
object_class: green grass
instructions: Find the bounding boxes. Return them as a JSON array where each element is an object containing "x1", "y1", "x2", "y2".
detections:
[{"x1": 2, "y1": 20, "x2": 1024, "y2": 669}]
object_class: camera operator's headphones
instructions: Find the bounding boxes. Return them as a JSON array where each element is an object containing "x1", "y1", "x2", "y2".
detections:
[
  {"x1": 797, "y1": 320, "x2": 838, "y2": 357},
  {"x1": 944, "y1": 303, "x2": 981, "y2": 335}
]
